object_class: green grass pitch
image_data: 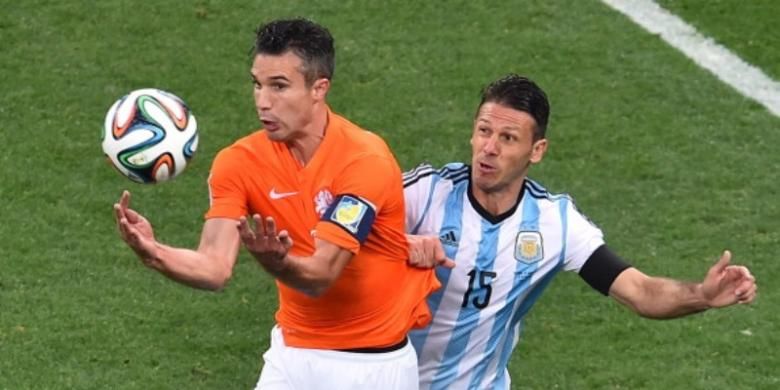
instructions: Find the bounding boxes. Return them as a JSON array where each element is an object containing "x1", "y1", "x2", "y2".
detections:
[{"x1": 1, "y1": 1, "x2": 778, "y2": 388}]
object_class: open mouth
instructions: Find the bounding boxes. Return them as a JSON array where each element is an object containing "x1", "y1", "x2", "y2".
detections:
[
  {"x1": 261, "y1": 119, "x2": 279, "y2": 132},
  {"x1": 478, "y1": 161, "x2": 496, "y2": 173}
]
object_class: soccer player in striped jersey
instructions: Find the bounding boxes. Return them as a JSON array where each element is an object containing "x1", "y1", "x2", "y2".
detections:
[{"x1": 403, "y1": 74, "x2": 757, "y2": 390}]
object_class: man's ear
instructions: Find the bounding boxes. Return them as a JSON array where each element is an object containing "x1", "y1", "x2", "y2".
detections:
[
  {"x1": 312, "y1": 78, "x2": 330, "y2": 101},
  {"x1": 530, "y1": 138, "x2": 548, "y2": 164}
]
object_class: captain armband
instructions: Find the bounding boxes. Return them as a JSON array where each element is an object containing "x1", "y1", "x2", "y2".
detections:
[{"x1": 321, "y1": 194, "x2": 377, "y2": 244}]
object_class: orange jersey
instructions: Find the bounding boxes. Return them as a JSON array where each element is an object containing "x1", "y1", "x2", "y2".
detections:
[{"x1": 206, "y1": 109, "x2": 440, "y2": 349}]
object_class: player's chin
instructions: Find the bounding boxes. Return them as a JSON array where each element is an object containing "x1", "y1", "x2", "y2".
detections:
[
  {"x1": 472, "y1": 177, "x2": 499, "y2": 193},
  {"x1": 265, "y1": 127, "x2": 289, "y2": 141}
]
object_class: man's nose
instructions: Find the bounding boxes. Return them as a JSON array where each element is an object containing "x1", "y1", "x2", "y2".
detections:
[
  {"x1": 255, "y1": 88, "x2": 272, "y2": 110},
  {"x1": 482, "y1": 135, "x2": 499, "y2": 155}
]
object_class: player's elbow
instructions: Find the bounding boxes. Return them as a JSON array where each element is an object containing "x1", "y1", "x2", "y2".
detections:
[
  {"x1": 213, "y1": 273, "x2": 233, "y2": 291},
  {"x1": 610, "y1": 270, "x2": 665, "y2": 318},
  {"x1": 293, "y1": 249, "x2": 349, "y2": 297},
  {"x1": 613, "y1": 291, "x2": 676, "y2": 319},
  {"x1": 203, "y1": 262, "x2": 234, "y2": 291},
  {"x1": 627, "y1": 302, "x2": 660, "y2": 319},
  {"x1": 633, "y1": 306, "x2": 680, "y2": 320},
  {"x1": 303, "y1": 287, "x2": 327, "y2": 298},
  {"x1": 300, "y1": 275, "x2": 335, "y2": 297}
]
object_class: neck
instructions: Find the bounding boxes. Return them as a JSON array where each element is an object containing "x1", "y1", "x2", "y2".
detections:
[
  {"x1": 471, "y1": 178, "x2": 525, "y2": 217},
  {"x1": 288, "y1": 104, "x2": 329, "y2": 165}
]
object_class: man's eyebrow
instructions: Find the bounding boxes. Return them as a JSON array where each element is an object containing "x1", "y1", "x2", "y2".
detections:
[
  {"x1": 248, "y1": 73, "x2": 291, "y2": 82},
  {"x1": 477, "y1": 118, "x2": 523, "y2": 131},
  {"x1": 500, "y1": 124, "x2": 523, "y2": 131}
]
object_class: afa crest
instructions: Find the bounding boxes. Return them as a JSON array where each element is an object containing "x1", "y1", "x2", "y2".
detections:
[{"x1": 514, "y1": 231, "x2": 543, "y2": 263}]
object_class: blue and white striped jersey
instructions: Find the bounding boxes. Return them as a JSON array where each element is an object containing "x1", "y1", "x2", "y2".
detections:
[{"x1": 404, "y1": 162, "x2": 605, "y2": 390}]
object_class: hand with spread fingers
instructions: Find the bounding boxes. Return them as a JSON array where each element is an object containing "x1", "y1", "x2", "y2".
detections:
[
  {"x1": 702, "y1": 250, "x2": 757, "y2": 308},
  {"x1": 237, "y1": 214, "x2": 293, "y2": 272},
  {"x1": 113, "y1": 190, "x2": 159, "y2": 267}
]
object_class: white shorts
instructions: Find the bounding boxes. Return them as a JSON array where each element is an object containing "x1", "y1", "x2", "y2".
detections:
[{"x1": 254, "y1": 325, "x2": 419, "y2": 390}]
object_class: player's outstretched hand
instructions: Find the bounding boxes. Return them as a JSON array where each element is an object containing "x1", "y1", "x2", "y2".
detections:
[
  {"x1": 407, "y1": 235, "x2": 455, "y2": 269},
  {"x1": 113, "y1": 190, "x2": 158, "y2": 265},
  {"x1": 238, "y1": 214, "x2": 292, "y2": 272},
  {"x1": 701, "y1": 250, "x2": 757, "y2": 308}
]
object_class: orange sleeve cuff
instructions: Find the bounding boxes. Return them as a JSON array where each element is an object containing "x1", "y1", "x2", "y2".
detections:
[
  {"x1": 204, "y1": 202, "x2": 245, "y2": 220},
  {"x1": 315, "y1": 221, "x2": 361, "y2": 254}
]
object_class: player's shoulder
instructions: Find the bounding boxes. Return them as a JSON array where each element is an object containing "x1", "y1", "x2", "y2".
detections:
[
  {"x1": 523, "y1": 178, "x2": 573, "y2": 207},
  {"x1": 331, "y1": 111, "x2": 389, "y2": 152},
  {"x1": 403, "y1": 162, "x2": 469, "y2": 189},
  {"x1": 218, "y1": 130, "x2": 268, "y2": 153},
  {"x1": 212, "y1": 130, "x2": 268, "y2": 168}
]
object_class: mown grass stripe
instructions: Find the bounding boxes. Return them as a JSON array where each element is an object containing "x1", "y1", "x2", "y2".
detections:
[{"x1": 602, "y1": 0, "x2": 780, "y2": 117}]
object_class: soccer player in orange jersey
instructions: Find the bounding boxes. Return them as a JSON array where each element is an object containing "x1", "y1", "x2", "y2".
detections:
[{"x1": 113, "y1": 18, "x2": 440, "y2": 389}]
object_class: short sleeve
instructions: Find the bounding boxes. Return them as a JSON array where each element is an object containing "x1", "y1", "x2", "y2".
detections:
[
  {"x1": 402, "y1": 163, "x2": 436, "y2": 234},
  {"x1": 204, "y1": 148, "x2": 248, "y2": 220},
  {"x1": 314, "y1": 154, "x2": 402, "y2": 253},
  {"x1": 562, "y1": 199, "x2": 605, "y2": 272}
]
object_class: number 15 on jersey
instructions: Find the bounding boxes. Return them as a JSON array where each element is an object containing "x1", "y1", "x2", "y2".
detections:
[{"x1": 462, "y1": 269, "x2": 497, "y2": 309}]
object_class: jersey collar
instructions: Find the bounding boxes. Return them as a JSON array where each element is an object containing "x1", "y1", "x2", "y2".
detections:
[{"x1": 466, "y1": 168, "x2": 525, "y2": 225}]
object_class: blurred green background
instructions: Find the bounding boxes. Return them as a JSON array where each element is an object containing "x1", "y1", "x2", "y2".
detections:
[{"x1": 1, "y1": 0, "x2": 777, "y2": 388}]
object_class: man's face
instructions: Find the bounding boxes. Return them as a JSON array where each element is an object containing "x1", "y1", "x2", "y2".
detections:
[
  {"x1": 250, "y1": 51, "x2": 326, "y2": 142},
  {"x1": 470, "y1": 102, "x2": 547, "y2": 194}
]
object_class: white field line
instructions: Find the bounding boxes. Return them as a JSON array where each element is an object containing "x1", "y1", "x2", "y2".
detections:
[{"x1": 601, "y1": 0, "x2": 780, "y2": 117}]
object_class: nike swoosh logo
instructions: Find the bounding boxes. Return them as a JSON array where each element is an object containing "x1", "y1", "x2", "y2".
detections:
[{"x1": 269, "y1": 188, "x2": 298, "y2": 200}]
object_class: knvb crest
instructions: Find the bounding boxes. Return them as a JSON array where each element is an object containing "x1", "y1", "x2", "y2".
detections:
[
  {"x1": 314, "y1": 189, "x2": 334, "y2": 217},
  {"x1": 514, "y1": 231, "x2": 543, "y2": 263}
]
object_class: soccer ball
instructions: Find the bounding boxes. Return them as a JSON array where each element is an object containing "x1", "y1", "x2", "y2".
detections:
[{"x1": 102, "y1": 88, "x2": 198, "y2": 183}]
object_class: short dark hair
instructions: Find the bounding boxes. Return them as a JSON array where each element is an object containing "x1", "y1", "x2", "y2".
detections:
[
  {"x1": 478, "y1": 74, "x2": 550, "y2": 140},
  {"x1": 253, "y1": 18, "x2": 335, "y2": 85}
]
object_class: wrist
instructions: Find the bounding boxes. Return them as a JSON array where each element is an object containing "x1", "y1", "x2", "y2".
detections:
[
  {"x1": 695, "y1": 283, "x2": 712, "y2": 310},
  {"x1": 260, "y1": 254, "x2": 289, "y2": 273},
  {"x1": 141, "y1": 242, "x2": 164, "y2": 270}
]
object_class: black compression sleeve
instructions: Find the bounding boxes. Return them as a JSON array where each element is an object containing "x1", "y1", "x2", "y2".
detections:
[{"x1": 578, "y1": 245, "x2": 632, "y2": 296}]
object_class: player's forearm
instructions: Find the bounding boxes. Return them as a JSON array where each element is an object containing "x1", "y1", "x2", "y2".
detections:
[
  {"x1": 145, "y1": 244, "x2": 233, "y2": 291},
  {"x1": 258, "y1": 254, "x2": 335, "y2": 297},
  {"x1": 628, "y1": 277, "x2": 710, "y2": 319}
]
